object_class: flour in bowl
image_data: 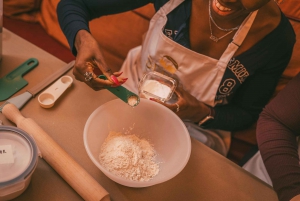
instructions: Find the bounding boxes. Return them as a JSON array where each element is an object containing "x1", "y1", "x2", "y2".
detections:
[{"x1": 99, "y1": 131, "x2": 159, "y2": 181}]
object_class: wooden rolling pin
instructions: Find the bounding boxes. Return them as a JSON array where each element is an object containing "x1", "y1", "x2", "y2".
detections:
[{"x1": 2, "y1": 103, "x2": 110, "y2": 201}]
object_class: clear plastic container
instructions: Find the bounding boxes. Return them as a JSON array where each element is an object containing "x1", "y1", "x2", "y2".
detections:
[
  {"x1": 138, "y1": 71, "x2": 177, "y2": 103},
  {"x1": 0, "y1": 0, "x2": 2, "y2": 61},
  {"x1": 0, "y1": 126, "x2": 39, "y2": 201}
]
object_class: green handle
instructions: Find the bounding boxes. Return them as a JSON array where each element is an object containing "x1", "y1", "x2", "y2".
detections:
[
  {"x1": 98, "y1": 75, "x2": 140, "y2": 106},
  {"x1": 6, "y1": 58, "x2": 39, "y2": 80}
]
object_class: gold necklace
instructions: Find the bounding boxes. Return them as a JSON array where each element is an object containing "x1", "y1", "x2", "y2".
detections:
[
  {"x1": 209, "y1": 1, "x2": 239, "y2": 32},
  {"x1": 208, "y1": 0, "x2": 235, "y2": 42},
  {"x1": 209, "y1": 18, "x2": 233, "y2": 42}
]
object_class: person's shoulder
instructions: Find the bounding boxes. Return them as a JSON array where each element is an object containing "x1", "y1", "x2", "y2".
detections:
[
  {"x1": 253, "y1": 1, "x2": 295, "y2": 40},
  {"x1": 272, "y1": 11, "x2": 295, "y2": 45}
]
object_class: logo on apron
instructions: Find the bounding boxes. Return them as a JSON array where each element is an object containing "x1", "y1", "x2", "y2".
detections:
[
  {"x1": 227, "y1": 58, "x2": 249, "y2": 84},
  {"x1": 146, "y1": 55, "x2": 178, "y2": 75}
]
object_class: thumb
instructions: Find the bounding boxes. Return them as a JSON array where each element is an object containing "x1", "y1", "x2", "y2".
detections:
[{"x1": 93, "y1": 59, "x2": 120, "y2": 85}]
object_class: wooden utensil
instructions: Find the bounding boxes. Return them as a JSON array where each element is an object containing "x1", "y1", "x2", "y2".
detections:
[{"x1": 2, "y1": 103, "x2": 110, "y2": 201}]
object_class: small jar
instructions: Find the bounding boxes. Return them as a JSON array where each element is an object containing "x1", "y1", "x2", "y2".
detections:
[
  {"x1": 0, "y1": 126, "x2": 39, "y2": 201},
  {"x1": 138, "y1": 71, "x2": 177, "y2": 103}
]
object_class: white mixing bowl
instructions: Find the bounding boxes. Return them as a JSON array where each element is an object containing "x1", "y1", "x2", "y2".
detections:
[{"x1": 83, "y1": 98, "x2": 191, "y2": 187}]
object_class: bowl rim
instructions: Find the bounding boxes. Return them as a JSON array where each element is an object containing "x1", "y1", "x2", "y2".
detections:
[{"x1": 83, "y1": 98, "x2": 191, "y2": 187}]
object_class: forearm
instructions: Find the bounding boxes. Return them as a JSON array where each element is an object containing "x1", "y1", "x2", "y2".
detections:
[
  {"x1": 74, "y1": 29, "x2": 109, "y2": 70},
  {"x1": 257, "y1": 73, "x2": 300, "y2": 201},
  {"x1": 57, "y1": 0, "x2": 152, "y2": 55},
  {"x1": 205, "y1": 61, "x2": 292, "y2": 131},
  {"x1": 203, "y1": 104, "x2": 255, "y2": 131},
  {"x1": 258, "y1": 111, "x2": 300, "y2": 201},
  {"x1": 57, "y1": 0, "x2": 92, "y2": 55}
]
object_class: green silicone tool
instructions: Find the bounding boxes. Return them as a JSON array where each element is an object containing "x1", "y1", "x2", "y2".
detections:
[
  {"x1": 98, "y1": 75, "x2": 140, "y2": 107},
  {"x1": 0, "y1": 58, "x2": 39, "y2": 101}
]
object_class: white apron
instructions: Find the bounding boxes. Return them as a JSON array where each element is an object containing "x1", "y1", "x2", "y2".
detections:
[{"x1": 121, "y1": 0, "x2": 258, "y2": 156}]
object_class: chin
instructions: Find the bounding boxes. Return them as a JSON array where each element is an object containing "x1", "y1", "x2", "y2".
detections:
[
  {"x1": 212, "y1": 0, "x2": 235, "y2": 17},
  {"x1": 211, "y1": 0, "x2": 249, "y2": 20}
]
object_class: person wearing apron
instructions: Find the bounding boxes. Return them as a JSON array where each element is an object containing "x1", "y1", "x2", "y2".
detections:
[
  {"x1": 57, "y1": 0, "x2": 295, "y2": 156},
  {"x1": 119, "y1": 0, "x2": 258, "y2": 156}
]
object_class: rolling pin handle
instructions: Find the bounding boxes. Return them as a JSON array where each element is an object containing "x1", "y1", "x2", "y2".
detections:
[{"x1": 2, "y1": 103, "x2": 110, "y2": 201}]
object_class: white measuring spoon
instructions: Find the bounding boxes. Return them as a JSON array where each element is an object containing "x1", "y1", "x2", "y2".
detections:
[{"x1": 38, "y1": 76, "x2": 73, "y2": 108}]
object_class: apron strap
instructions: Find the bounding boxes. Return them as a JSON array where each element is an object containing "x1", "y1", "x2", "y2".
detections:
[
  {"x1": 217, "y1": 10, "x2": 258, "y2": 69},
  {"x1": 232, "y1": 10, "x2": 258, "y2": 46}
]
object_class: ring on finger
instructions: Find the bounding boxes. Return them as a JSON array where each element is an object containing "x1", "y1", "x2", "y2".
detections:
[
  {"x1": 175, "y1": 103, "x2": 180, "y2": 113},
  {"x1": 86, "y1": 62, "x2": 95, "y2": 69},
  {"x1": 84, "y1": 72, "x2": 94, "y2": 82}
]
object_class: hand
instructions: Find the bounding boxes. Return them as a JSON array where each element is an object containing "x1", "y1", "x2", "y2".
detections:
[
  {"x1": 73, "y1": 30, "x2": 127, "y2": 90},
  {"x1": 150, "y1": 86, "x2": 210, "y2": 122}
]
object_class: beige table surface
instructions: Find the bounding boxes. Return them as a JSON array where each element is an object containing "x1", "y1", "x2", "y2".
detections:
[{"x1": 0, "y1": 28, "x2": 278, "y2": 201}]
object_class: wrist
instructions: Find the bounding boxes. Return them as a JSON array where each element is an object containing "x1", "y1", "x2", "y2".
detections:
[
  {"x1": 197, "y1": 106, "x2": 215, "y2": 127},
  {"x1": 75, "y1": 29, "x2": 91, "y2": 50}
]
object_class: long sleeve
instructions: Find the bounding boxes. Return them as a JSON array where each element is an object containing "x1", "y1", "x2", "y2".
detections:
[
  {"x1": 205, "y1": 12, "x2": 295, "y2": 131},
  {"x1": 57, "y1": 0, "x2": 296, "y2": 132},
  {"x1": 57, "y1": 0, "x2": 151, "y2": 55},
  {"x1": 257, "y1": 73, "x2": 300, "y2": 201}
]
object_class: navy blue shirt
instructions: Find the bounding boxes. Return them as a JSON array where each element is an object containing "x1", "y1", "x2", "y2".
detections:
[{"x1": 57, "y1": 0, "x2": 295, "y2": 131}]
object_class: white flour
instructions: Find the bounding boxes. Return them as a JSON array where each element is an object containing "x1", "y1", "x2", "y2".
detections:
[
  {"x1": 127, "y1": 95, "x2": 139, "y2": 107},
  {"x1": 99, "y1": 131, "x2": 159, "y2": 181},
  {"x1": 141, "y1": 80, "x2": 171, "y2": 99}
]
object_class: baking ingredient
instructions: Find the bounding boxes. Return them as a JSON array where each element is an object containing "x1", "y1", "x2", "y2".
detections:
[
  {"x1": 127, "y1": 95, "x2": 139, "y2": 107},
  {"x1": 99, "y1": 131, "x2": 159, "y2": 181},
  {"x1": 141, "y1": 80, "x2": 171, "y2": 99}
]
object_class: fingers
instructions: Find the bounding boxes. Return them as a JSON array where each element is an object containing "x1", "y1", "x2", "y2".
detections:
[
  {"x1": 92, "y1": 60, "x2": 127, "y2": 87},
  {"x1": 86, "y1": 73, "x2": 127, "y2": 89},
  {"x1": 149, "y1": 98, "x2": 181, "y2": 114},
  {"x1": 110, "y1": 74, "x2": 120, "y2": 85},
  {"x1": 73, "y1": 61, "x2": 127, "y2": 90},
  {"x1": 113, "y1": 71, "x2": 123, "y2": 77},
  {"x1": 147, "y1": 85, "x2": 183, "y2": 114},
  {"x1": 93, "y1": 59, "x2": 114, "y2": 81},
  {"x1": 73, "y1": 62, "x2": 95, "y2": 83},
  {"x1": 174, "y1": 86, "x2": 183, "y2": 98}
]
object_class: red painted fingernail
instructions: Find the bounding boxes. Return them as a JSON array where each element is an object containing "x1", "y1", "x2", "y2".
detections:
[
  {"x1": 118, "y1": 78, "x2": 128, "y2": 84},
  {"x1": 149, "y1": 98, "x2": 156, "y2": 101},
  {"x1": 120, "y1": 80, "x2": 127, "y2": 84},
  {"x1": 110, "y1": 75, "x2": 120, "y2": 85}
]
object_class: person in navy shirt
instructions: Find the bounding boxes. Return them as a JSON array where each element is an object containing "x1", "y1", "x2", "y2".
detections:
[{"x1": 57, "y1": 0, "x2": 295, "y2": 155}]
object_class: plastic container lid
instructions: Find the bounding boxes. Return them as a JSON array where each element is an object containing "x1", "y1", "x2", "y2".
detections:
[{"x1": 0, "y1": 126, "x2": 38, "y2": 194}]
